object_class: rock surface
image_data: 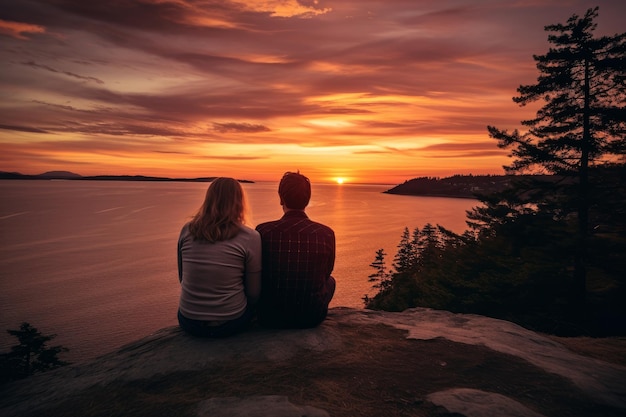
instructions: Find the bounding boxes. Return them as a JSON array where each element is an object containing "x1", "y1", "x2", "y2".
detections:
[{"x1": 1, "y1": 307, "x2": 625, "y2": 417}]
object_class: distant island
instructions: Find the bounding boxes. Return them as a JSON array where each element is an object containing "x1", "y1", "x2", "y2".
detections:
[
  {"x1": 384, "y1": 174, "x2": 547, "y2": 199},
  {"x1": 0, "y1": 170, "x2": 254, "y2": 183},
  {"x1": 2, "y1": 171, "x2": 552, "y2": 196}
]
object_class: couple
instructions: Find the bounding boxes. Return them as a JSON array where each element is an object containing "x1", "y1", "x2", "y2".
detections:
[{"x1": 177, "y1": 171, "x2": 336, "y2": 337}]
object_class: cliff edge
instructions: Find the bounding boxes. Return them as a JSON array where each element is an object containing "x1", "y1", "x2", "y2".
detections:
[{"x1": 1, "y1": 307, "x2": 625, "y2": 417}]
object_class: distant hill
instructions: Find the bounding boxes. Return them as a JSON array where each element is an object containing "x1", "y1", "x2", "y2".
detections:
[
  {"x1": 384, "y1": 174, "x2": 532, "y2": 199},
  {"x1": 0, "y1": 171, "x2": 28, "y2": 179},
  {"x1": 38, "y1": 171, "x2": 83, "y2": 179},
  {"x1": 0, "y1": 171, "x2": 253, "y2": 183}
]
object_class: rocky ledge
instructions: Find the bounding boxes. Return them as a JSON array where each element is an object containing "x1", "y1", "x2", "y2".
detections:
[{"x1": 1, "y1": 307, "x2": 625, "y2": 417}]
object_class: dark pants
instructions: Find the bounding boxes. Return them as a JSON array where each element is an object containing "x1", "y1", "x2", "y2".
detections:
[
  {"x1": 259, "y1": 276, "x2": 336, "y2": 329},
  {"x1": 177, "y1": 308, "x2": 254, "y2": 338}
]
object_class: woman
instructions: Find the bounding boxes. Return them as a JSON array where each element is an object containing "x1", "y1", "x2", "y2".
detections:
[{"x1": 177, "y1": 177, "x2": 261, "y2": 337}]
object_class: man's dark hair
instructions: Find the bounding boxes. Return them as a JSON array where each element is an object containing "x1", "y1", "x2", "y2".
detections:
[{"x1": 279, "y1": 171, "x2": 311, "y2": 210}]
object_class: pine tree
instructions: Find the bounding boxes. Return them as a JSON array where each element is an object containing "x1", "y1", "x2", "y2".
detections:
[
  {"x1": 478, "y1": 7, "x2": 626, "y2": 309},
  {"x1": 418, "y1": 223, "x2": 442, "y2": 267},
  {"x1": 393, "y1": 227, "x2": 413, "y2": 273},
  {"x1": 410, "y1": 227, "x2": 422, "y2": 268},
  {"x1": 368, "y1": 248, "x2": 391, "y2": 290},
  {"x1": 0, "y1": 322, "x2": 69, "y2": 382}
]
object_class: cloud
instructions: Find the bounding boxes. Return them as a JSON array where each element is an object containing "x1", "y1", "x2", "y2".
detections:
[
  {"x1": 153, "y1": 150, "x2": 189, "y2": 155},
  {"x1": 352, "y1": 149, "x2": 393, "y2": 155},
  {"x1": 417, "y1": 141, "x2": 509, "y2": 158},
  {"x1": 196, "y1": 154, "x2": 265, "y2": 161},
  {"x1": 1, "y1": 0, "x2": 624, "y2": 181},
  {"x1": 22, "y1": 61, "x2": 105, "y2": 84},
  {"x1": 212, "y1": 122, "x2": 271, "y2": 133},
  {"x1": 351, "y1": 141, "x2": 508, "y2": 159},
  {"x1": 420, "y1": 141, "x2": 502, "y2": 152},
  {"x1": 237, "y1": 0, "x2": 332, "y2": 18},
  {"x1": 0, "y1": 19, "x2": 45, "y2": 39},
  {"x1": 0, "y1": 124, "x2": 48, "y2": 133}
]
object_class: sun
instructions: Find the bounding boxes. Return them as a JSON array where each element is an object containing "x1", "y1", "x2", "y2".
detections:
[{"x1": 335, "y1": 177, "x2": 345, "y2": 184}]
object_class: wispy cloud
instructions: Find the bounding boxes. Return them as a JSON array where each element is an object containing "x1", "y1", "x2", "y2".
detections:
[
  {"x1": 213, "y1": 122, "x2": 271, "y2": 133},
  {"x1": 22, "y1": 61, "x2": 105, "y2": 84},
  {"x1": 0, "y1": 19, "x2": 45, "y2": 39},
  {"x1": 0, "y1": 124, "x2": 48, "y2": 133}
]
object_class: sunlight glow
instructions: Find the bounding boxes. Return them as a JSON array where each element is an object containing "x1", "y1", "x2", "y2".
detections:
[{"x1": 7, "y1": 0, "x2": 607, "y2": 184}]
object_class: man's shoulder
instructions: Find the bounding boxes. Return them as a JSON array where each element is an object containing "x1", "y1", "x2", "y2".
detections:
[
  {"x1": 296, "y1": 218, "x2": 335, "y2": 239},
  {"x1": 307, "y1": 219, "x2": 334, "y2": 234},
  {"x1": 314, "y1": 222, "x2": 335, "y2": 237},
  {"x1": 255, "y1": 219, "x2": 280, "y2": 233},
  {"x1": 256, "y1": 214, "x2": 334, "y2": 236}
]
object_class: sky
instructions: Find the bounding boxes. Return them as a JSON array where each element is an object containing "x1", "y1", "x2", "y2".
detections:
[{"x1": 1, "y1": 0, "x2": 624, "y2": 184}]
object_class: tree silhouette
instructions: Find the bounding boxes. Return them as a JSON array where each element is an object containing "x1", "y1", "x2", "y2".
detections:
[
  {"x1": 0, "y1": 322, "x2": 70, "y2": 383},
  {"x1": 393, "y1": 227, "x2": 414, "y2": 273},
  {"x1": 365, "y1": 8, "x2": 625, "y2": 334},
  {"x1": 368, "y1": 248, "x2": 391, "y2": 290},
  {"x1": 474, "y1": 7, "x2": 626, "y2": 310}
]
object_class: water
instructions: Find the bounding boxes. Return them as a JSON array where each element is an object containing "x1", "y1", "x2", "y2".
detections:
[{"x1": 0, "y1": 180, "x2": 478, "y2": 362}]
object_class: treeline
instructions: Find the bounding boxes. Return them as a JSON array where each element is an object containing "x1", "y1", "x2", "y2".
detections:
[
  {"x1": 364, "y1": 168, "x2": 626, "y2": 336},
  {"x1": 364, "y1": 8, "x2": 626, "y2": 337},
  {"x1": 384, "y1": 174, "x2": 555, "y2": 199}
]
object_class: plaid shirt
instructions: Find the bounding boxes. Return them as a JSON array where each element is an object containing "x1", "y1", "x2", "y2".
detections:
[{"x1": 255, "y1": 210, "x2": 335, "y2": 327}]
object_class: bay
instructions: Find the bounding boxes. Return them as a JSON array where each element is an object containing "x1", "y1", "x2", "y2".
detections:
[{"x1": 0, "y1": 180, "x2": 478, "y2": 362}]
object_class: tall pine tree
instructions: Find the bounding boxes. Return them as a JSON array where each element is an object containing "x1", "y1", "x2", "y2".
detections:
[{"x1": 476, "y1": 7, "x2": 625, "y2": 310}]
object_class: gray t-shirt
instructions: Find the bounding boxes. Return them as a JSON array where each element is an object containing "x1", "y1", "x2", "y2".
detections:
[{"x1": 178, "y1": 223, "x2": 262, "y2": 321}]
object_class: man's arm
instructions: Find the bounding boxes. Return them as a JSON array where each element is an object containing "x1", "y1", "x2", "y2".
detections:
[{"x1": 327, "y1": 229, "x2": 336, "y2": 276}]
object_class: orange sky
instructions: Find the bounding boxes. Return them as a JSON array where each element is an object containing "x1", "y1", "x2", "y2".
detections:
[{"x1": 1, "y1": 0, "x2": 624, "y2": 184}]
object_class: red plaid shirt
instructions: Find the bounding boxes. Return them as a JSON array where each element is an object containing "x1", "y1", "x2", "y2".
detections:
[{"x1": 255, "y1": 210, "x2": 335, "y2": 327}]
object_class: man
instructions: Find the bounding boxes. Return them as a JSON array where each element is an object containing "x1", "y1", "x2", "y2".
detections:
[{"x1": 255, "y1": 171, "x2": 336, "y2": 328}]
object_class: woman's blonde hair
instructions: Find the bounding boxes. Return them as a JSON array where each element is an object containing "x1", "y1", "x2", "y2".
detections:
[{"x1": 188, "y1": 177, "x2": 247, "y2": 242}]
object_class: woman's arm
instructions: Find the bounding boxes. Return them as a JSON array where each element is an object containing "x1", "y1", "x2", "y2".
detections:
[
  {"x1": 244, "y1": 270, "x2": 262, "y2": 305},
  {"x1": 244, "y1": 230, "x2": 263, "y2": 305},
  {"x1": 177, "y1": 226, "x2": 186, "y2": 283}
]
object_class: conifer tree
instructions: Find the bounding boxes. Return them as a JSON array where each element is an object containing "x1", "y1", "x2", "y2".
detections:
[
  {"x1": 0, "y1": 322, "x2": 69, "y2": 382},
  {"x1": 368, "y1": 248, "x2": 391, "y2": 290},
  {"x1": 394, "y1": 227, "x2": 413, "y2": 273},
  {"x1": 474, "y1": 7, "x2": 626, "y2": 308},
  {"x1": 410, "y1": 227, "x2": 422, "y2": 267},
  {"x1": 418, "y1": 223, "x2": 442, "y2": 267}
]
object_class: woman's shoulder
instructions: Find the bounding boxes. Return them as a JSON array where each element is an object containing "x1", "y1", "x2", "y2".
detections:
[
  {"x1": 178, "y1": 222, "x2": 193, "y2": 241},
  {"x1": 236, "y1": 226, "x2": 261, "y2": 247},
  {"x1": 179, "y1": 222, "x2": 190, "y2": 233},
  {"x1": 239, "y1": 224, "x2": 261, "y2": 238}
]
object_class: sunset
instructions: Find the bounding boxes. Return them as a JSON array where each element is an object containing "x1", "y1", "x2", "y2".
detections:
[
  {"x1": 1, "y1": 0, "x2": 624, "y2": 184},
  {"x1": 1, "y1": 3, "x2": 626, "y2": 414}
]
